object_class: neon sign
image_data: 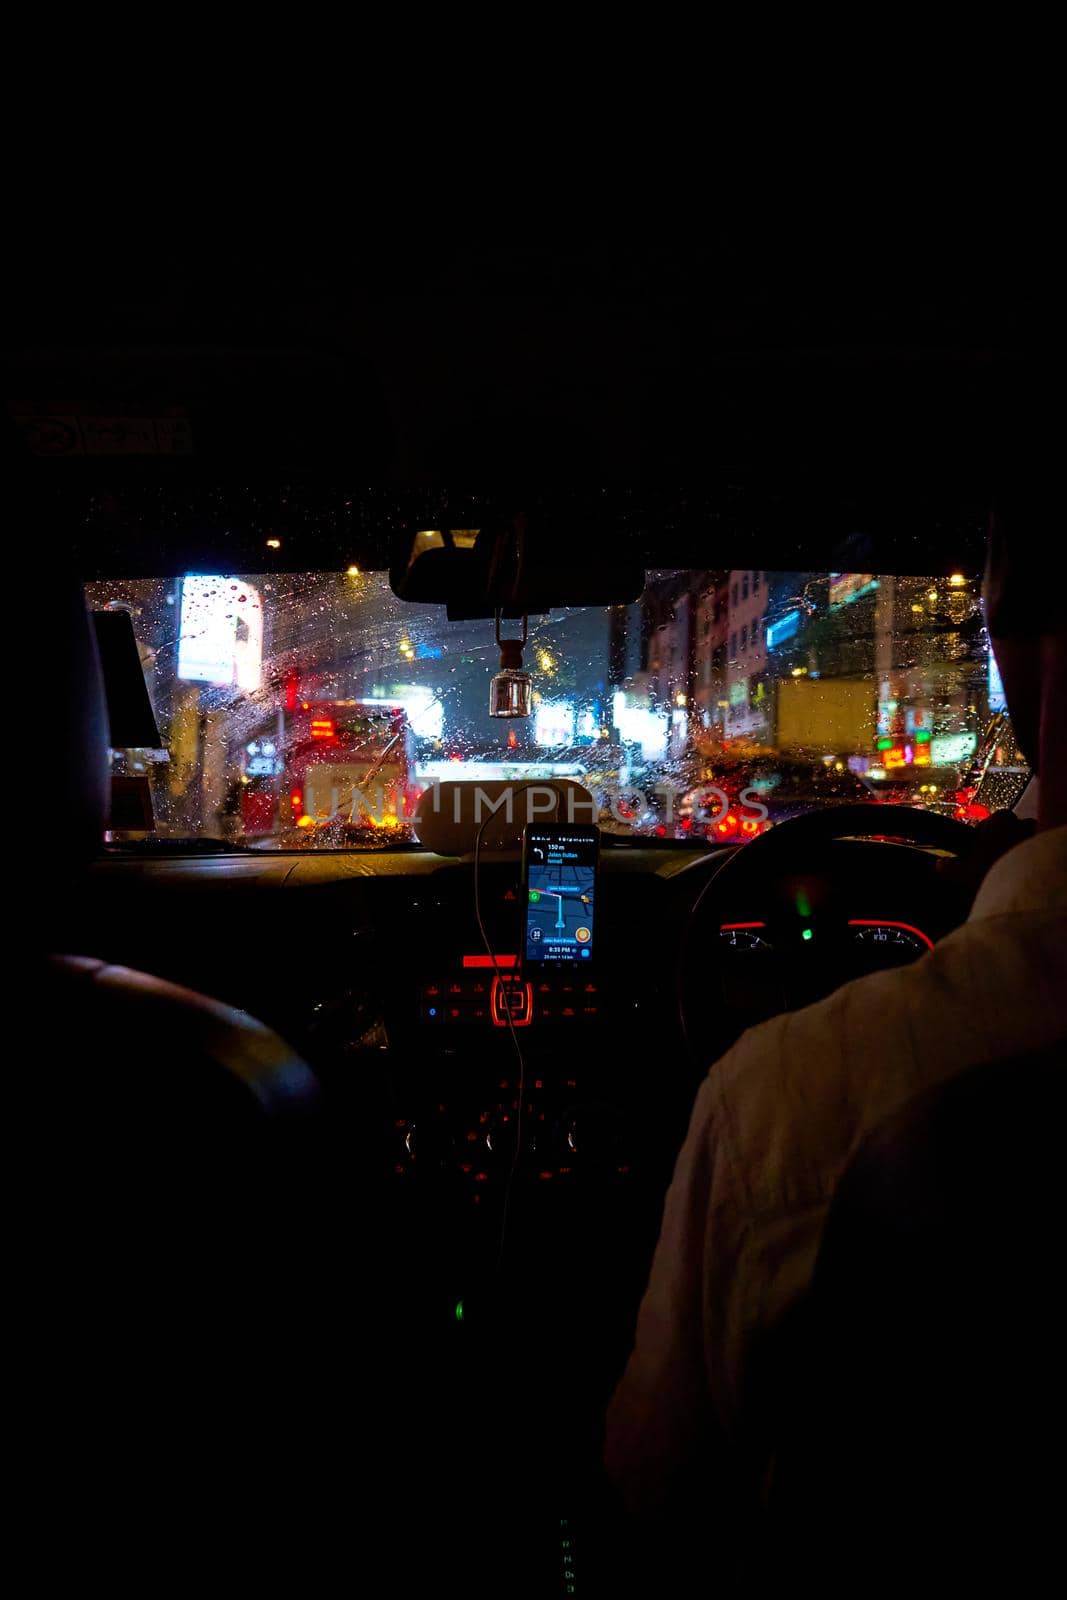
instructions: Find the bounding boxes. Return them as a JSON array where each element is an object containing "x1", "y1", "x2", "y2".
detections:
[
  {"x1": 766, "y1": 610, "x2": 800, "y2": 649},
  {"x1": 177, "y1": 577, "x2": 263, "y2": 691}
]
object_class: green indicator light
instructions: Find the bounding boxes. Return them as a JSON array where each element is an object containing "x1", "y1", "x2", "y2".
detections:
[
  {"x1": 529, "y1": 890, "x2": 540, "y2": 902},
  {"x1": 802, "y1": 928, "x2": 814, "y2": 942},
  {"x1": 915, "y1": 729, "x2": 931, "y2": 743},
  {"x1": 795, "y1": 891, "x2": 812, "y2": 919},
  {"x1": 877, "y1": 736, "x2": 893, "y2": 751},
  {"x1": 455, "y1": 1299, "x2": 464, "y2": 1324}
]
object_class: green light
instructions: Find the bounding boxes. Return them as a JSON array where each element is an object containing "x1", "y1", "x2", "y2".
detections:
[
  {"x1": 795, "y1": 891, "x2": 812, "y2": 919},
  {"x1": 802, "y1": 928, "x2": 814, "y2": 942},
  {"x1": 455, "y1": 1299, "x2": 464, "y2": 1324},
  {"x1": 915, "y1": 729, "x2": 931, "y2": 743},
  {"x1": 877, "y1": 736, "x2": 893, "y2": 751}
]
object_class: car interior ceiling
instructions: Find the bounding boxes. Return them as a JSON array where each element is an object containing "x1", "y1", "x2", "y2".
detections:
[{"x1": 12, "y1": 247, "x2": 1059, "y2": 1595}]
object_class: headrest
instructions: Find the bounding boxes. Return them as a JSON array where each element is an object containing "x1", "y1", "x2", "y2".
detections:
[
  {"x1": 49, "y1": 583, "x2": 110, "y2": 871},
  {"x1": 412, "y1": 779, "x2": 596, "y2": 855}
]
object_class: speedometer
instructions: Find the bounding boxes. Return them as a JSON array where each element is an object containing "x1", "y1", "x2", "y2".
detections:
[
  {"x1": 849, "y1": 921, "x2": 932, "y2": 956},
  {"x1": 719, "y1": 925, "x2": 774, "y2": 951}
]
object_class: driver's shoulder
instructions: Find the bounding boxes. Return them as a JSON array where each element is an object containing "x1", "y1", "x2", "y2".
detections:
[
  {"x1": 708, "y1": 918, "x2": 1064, "y2": 1220},
  {"x1": 707, "y1": 964, "x2": 918, "y2": 1219},
  {"x1": 972, "y1": 821, "x2": 1067, "y2": 918}
]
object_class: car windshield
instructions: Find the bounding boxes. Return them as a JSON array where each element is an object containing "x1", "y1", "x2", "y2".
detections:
[{"x1": 84, "y1": 567, "x2": 1022, "y2": 849}]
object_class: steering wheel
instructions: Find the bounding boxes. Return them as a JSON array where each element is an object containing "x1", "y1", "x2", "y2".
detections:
[{"x1": 677, "y1": 804, "x2": 974, "y2": 1065}]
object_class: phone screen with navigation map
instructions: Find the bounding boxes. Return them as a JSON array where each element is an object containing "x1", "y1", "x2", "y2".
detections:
[{"x1": 522, "y1": 824, "x2": 600, "y2": 965}]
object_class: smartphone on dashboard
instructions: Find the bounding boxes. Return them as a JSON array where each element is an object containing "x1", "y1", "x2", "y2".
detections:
[{"x1": 521, "y1": 823, "x2": 600, "y2": 968}]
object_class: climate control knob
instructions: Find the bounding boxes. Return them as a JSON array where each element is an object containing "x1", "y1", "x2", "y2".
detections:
[
  {"x1": 398, "y1": 1118, "x2": 456, "y2": 1170},
  {"x1": 483, "y1": 1112, "x2": 538, "y2": 1162},
  {"x1": 558, "y1": 1103, "x2": 628, "y2": 1168}
]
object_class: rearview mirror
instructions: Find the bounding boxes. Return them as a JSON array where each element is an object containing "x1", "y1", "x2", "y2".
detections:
[{"x1": 389, "y1": 518, "x2": 644, "y2": 619}]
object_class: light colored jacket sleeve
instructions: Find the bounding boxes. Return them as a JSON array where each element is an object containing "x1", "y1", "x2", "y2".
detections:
[
  {"x1": 603, "y1": 1056, "x2": 759, "y2": 1515},
  {"x1": 603, "y1": 982, "x2": 883, "y2": 1517}
]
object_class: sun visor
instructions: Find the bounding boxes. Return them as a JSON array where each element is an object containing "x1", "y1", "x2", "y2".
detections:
[{"x1": 91, "y1": 610, "x2": 163, "y2": 748}]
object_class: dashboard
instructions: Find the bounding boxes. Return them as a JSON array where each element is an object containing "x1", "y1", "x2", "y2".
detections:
[
  {"x1": 62, "y1": 836, "x2": 969, "y2": 1212},
  {"x1": 719, "y1": 919, "x2": 932, "y2": 955},
  {"x1": 55, "y1": 832, "x2": 972, "y2": 1592}
]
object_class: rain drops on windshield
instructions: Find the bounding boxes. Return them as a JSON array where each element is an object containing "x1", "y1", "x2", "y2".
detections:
[{"x1": 84, "y1": 568, "x2": 1022, "y2": 849}]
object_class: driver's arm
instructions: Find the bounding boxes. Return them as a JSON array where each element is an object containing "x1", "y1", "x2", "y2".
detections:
[
  {"x1": 604, "y1": 992, "x2": 863, "y2": 1523},
  {"x1": 604, "y1": 1046, "x2": 781, "y2": 1520},
  {"x1": 604, "y1": 1072, "x2": 722, "y2": 1514}
]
